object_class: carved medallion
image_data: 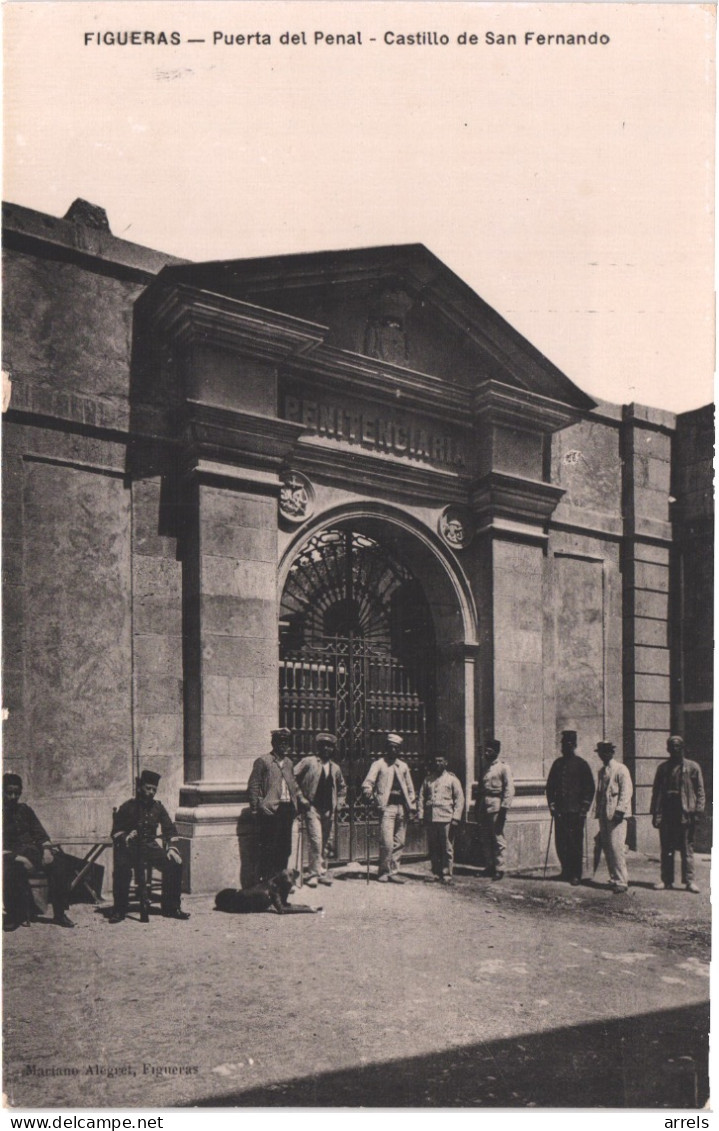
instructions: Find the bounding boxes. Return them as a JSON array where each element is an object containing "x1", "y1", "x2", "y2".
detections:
[
  {"x1": 279, "y1": 471, "x2": 315, "y2": 524},
  {"x1": 438, "y1": 506, "x2": 475, "y2": 550}
]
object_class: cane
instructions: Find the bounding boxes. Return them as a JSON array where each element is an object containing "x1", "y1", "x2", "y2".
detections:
[
  {"x1": 543, "y1": 814, "x2": 554, "y2": 879},
  {"x1": 295, "y1": 815, "x2": 304, "y2": 889},
  {"x1": 365, "y1": 800, "x2": 371, "y2": 885}
]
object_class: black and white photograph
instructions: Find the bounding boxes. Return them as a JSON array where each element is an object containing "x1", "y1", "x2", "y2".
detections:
[{"x1": 2, "y1": 0, "x2": 713, "y2": 1115}]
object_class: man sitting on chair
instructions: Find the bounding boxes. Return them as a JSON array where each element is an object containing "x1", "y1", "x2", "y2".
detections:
[
  {"x1": 3, "y1": 772, "x2": 74, "y2": 930},
  {"x1": 109, "y1": 769, "x2": 189, "y2": 923}
]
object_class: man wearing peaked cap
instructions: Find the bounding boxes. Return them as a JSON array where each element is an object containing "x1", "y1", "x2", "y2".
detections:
[
  {"x1": 110, "y1": 769, "x2": 189, "y2": 923},
  {"x1": 593, "y1": 741, "x2": 633, "y2": 893},
  {"x1": 294, "y1": 732, "x2": 347, "y2": 887},
  {"x1": 545, "y1": 730, "x2": 595, "y2": 885},
  {"x1": 3, "y1": 772, "x2": 74, "y2": 930},
  {"x1": 362, "y1": 733, "x2": 416, "y2": 883},
  {"x1": 248, "y1": 727, "x2": 310, "y2": 881},
  {"x1": 475, "y1": 738, "x2": 514, "y2": 881}
]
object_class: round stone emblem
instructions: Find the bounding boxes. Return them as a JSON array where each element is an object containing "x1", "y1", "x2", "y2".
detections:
[
  {"x1": 279, "y1": 470, "x2": 315, "y2": 524},
  {"x1": 438, "y1": 506, "x2": 475, "y2": 550}
]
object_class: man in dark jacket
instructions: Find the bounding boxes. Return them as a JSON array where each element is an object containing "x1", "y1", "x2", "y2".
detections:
[
  {"x1": 3, "y1": 772, "x2": 74, "y2": 930},
  {"x1": 650, "y1": 735, "x2": 705, "y2": 893},
  {"x1": 294, "y1": 732, "x2": 347, "y2": 887},
  {"x1": 110, "y1": 769, "x2": 188, "y2": 923},
  {"x1": 545, "y1": 730, "x2": 596, "y2": 885},
  {"x1": 248, "y1": 728, "x2": 309, "y2": 881}
]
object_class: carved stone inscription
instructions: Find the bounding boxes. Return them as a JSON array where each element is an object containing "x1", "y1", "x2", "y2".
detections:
[{"x1": 283, "y1": 393, "x2": 465, "y2": 469}]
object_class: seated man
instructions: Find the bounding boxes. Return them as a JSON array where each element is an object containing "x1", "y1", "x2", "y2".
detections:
[
  {"x1": 3, "y1": 772, "x2": 74, "y2": 930},
  {"x1": 110, "y1": 769, "x2": 189, "y2": 923}
]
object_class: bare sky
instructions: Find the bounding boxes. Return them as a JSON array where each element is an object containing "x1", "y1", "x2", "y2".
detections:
[{"x1": 4, "y1": 1, "x2": 715, "y2": 412}]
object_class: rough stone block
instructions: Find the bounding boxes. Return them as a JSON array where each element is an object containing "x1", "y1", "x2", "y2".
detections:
[
  {"x1": 494, "y1": 660, "x2": 543, "y2": 696},
  {"x1": 634, "y1": 757, "x2": 664, "y2": 787},
  {"x1": 204, "y1": 716, "x2": 247, "y2": 761},
  {"x1": 493, "y1": 541, "x2": 542, "y2": 576},
  {"x1": 634, "y1": 561, "x2": 669, "y2": 593},
  {"x1": 632, "y1": 543, "x2": 670, "y2": 566},
  {"x1": 499, "y1": 629, "x2": 542, "y2": 665},
  {"x1": 632, "y1": 486, "x2": 669, "y2": 522},
  {"x1": 635, "y1": 702, "x2": 671, "y2": 730},
  {"x1": 201, "y1": 594, "x2": 274, "y2": 638},
  {"x1": 252, "y1": 678, "x2": 276, "y2": 718},
  {"x1": 201, "y1": 521, "x2": 276, "y2": 563},
  {"x1": 202, "y1": 635, "x2": 276, "y2": 679},
  {"x1": 133, "y1": 481, "x2": 179, "y2": 561},
  {"x1": 134, "y1": 633, "x2": 183, "y2": 679},
  {"x1": 634, "y1": 590, "x2": 668, "y2": 621},
  {"x1": 202, "y1": 556, "x2": 277, "y2": 602},
  {"x1": 632, "y1": 646, "x2": 670, "y2": 676},
  {"x1": 135, "y1": 714, "x2": 184, "y2": 762},
  {"x1": 634, "y1": 674, "x2": 670, "y2": 703},
  {"x1": 203, "y1": 675, "x2": 230, "y2": 716},
  {"x1": 634, "y1": 784, "x2": 654, "y2": 816},
  {"x1": 634, "y1": 618, "x2": 668, "y2": 648},
  {"x1": 134, "y1": 593, "x2": 183, "y2": 636},
  {"x1": 228, "y1": 677, "x2": 255, "y2": 716},
  {"x1": 136, "y1": 674, "x2": 184, "y2": 715},
  {"x1": 634, "y1": 731, "x2": 669, "y2": 760},
  {"x1": 133, "y1": 555, "x2": 182, "y2": 600}
]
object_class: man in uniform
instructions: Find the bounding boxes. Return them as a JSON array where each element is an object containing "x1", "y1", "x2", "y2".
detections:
[
  {"x1": 475, "y1": 738, "x2": 515, "y2": 881},
  {"x1": 248, "y1": 727, "x2": 309, "y2": 881},
  {"x1": 650, "y1": 735, "x2": 705, "y2": 893},
  {"x1": 593, "y1": 740, "x2": 633, "y2": 893},
  {"x1": 110, "y1": 769, "x2": 189, "y2": 923},
  {"x1": 3, "y1": 772, "x2": 74, "y2": 930},
  {"x1": 417, "y1": 755, "x2": 465, "y2": 883},
  {"x1": 545, "y1": 729, "x2": 595, "y2": 885},
  {"x1": 294, "y1": 732, "x2": 347, "y2": 887},
  {"x1": 362, "y1": 732, "x2": 416, "y2": 883}
]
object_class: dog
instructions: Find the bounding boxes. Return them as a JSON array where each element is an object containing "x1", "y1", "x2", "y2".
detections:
[{"x1": 214, "y1": 869, "x2": 321, "y2": 915}]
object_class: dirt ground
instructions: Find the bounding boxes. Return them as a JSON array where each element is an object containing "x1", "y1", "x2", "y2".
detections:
[{"x1": 3, "y1": 851, "x2": 710, "y2": 1110}]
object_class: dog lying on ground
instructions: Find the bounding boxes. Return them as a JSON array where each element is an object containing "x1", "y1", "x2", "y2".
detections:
[{"x1": 214, "y1": 869, "x2": 322, "y2": 914}]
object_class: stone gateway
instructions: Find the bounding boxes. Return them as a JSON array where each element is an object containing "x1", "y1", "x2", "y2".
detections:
[{"x1": 2, "y1": 199, "x2": 712, "y2": 892}]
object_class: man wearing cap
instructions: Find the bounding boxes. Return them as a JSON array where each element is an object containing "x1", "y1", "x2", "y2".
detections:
[
  {"x1": 248, "y1": 728, "x2": 310, "y2": 881},
  {"x1": 3, "y1": 772, "x2": 74, "y2": 930},
  {"x1": 650, "y1": 735, "x2": 705, "y2": 893},
  {"x1": 475, "y1": 739, "x2": 515, "y2": 881},
  {"x1": 593, "y1": 741, "x2": 633, "y2": 893},
  {"x1": 545, "y1": 730, "x2": 596, "y2": 885},
  {"x1": 294, "y1": 732, "x2": 347, "y2": 887},
  {"x1": 109, "y1": 770, "x2": 189, "y2": 923},
  {"x1": 417, "y1": 755, "x2": 465, "y2": 883},
  {"x1": 362, "y1": 733, "x2": 416, "y2": 883}
]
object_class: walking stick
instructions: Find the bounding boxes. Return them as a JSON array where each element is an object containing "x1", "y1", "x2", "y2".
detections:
[
  {"x1": 543, "y1": 814, "x2": 554, "y2": 879},
  {"x1": 295, "y1": 815, "x2": 304, "y2": 889},
  {"x1": 365, "y1": 797, "x2": 371, "y2": 885}
]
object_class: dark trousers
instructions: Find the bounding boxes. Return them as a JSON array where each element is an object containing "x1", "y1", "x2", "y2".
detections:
[
  {"x1": 256, "y1": 805, "x2": 295, "y2": 880},
  {"x1": 113, "y1": 842, "x2": 182, "y2": 915},
  {"x1": 554, "y1": 812, "x2": 586, "y2": 881},
  {"x1": 659, "y1": 799, "x2": 696, "y2": 885},
  {"x1": 3, "y1": 853, "x2": 71, "y2": 923}
]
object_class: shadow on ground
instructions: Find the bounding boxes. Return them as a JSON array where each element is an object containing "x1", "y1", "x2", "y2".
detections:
[{"x1": 189, "y1": 1001, "x2": 709, "y2": 1108}]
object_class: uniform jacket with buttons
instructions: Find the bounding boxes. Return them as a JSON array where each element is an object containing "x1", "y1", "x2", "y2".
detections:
[
  {"x1": 112, "y1": 797, "x2": 178, "y2": 847},
  {"x1": 477, "y1": 757, "x2": 515, "y2": 814},
  {"x1": 417, "y1": 770, "x2": 465, "y2": 823}
]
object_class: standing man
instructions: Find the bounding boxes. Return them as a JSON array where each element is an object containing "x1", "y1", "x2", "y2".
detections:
[
  {"x1": 475, "y1": 739, "x2": 515, "y2": 881},
  {"x1": 248, "y1": 727, "x2": 309, "y2": 881},
  {"x1": 417, "y1": 755, "x2": 465, "y2": 883},
  {"x1": 594, "y1": 741, "x2": 633, "y2": 894},
  {"x1": 110, "y1": 769, "x2": 189, "y2": 923},
  {"x1": 545, "y1": 730, "x2": 596, "y2": 885},
  {"x1": 362, "y1": 733, "x2": 416, "y2": 883},
  {"x1": 3, "y1": 772, "x2": 74, "y2": 930},
  {"x1": 294, "y1": 732, "x2": 347, "y2": 887},
  {"x1": 650, "y1": 735, "x2": 705, "y2": 893}
]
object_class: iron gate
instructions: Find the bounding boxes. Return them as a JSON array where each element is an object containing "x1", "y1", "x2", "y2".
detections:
[{"x1": 279, "y1": 527, "x2": 433, "y2": 861}]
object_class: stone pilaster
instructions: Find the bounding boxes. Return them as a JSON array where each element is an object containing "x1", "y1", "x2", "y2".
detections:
[{"x1": 620, "y1": 404, "x2": 675, "y2": 850}]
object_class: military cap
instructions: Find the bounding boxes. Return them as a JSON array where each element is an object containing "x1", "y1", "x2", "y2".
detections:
[
  {"x1": 271, "y1": 727, "x2": 292, "y2": 739},
  {"x1": 386, "y1": 733, "x2": 403, "y2": 747},
  {"x1": 3, "y1": 772, "x2": 22, "y2": 788},
  {"x1": 315, "y1": 732, "x2": 337, "y2": 746},
  {"x1": 484, "y1": 738, "x2": 501, "y2": 753},
  {"x1": 561, "y1": 730, "x2": 578, "y2": 742},
  {"x1": 140, "y1": 769, "x2": 161, "y2": 787}
]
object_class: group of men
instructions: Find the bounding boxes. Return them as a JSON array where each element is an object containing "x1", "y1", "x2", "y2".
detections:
[
  {"x1": 248, "y1": 728, "x2": 465, "y2": 886},
  {"x1": 536, "y1": 729, "x2": 703, "y2": 893},
  {"x1": 3, "y1": 727, "x2": 706, "y2": 929}
]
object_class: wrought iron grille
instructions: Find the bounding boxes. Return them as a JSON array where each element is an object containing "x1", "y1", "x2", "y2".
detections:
[{"x1": 279, "y1": 528, "x2": 433, "y2": 860}]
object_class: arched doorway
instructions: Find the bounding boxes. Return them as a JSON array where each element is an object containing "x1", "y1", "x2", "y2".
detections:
[{"x1": 279, "y1": 526, "x2": 436, "y2": 861}]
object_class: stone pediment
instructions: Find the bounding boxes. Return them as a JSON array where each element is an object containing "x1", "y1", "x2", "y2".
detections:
[{"x1": 153, "y1": 244, "x2": 595, "y2": 412}]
